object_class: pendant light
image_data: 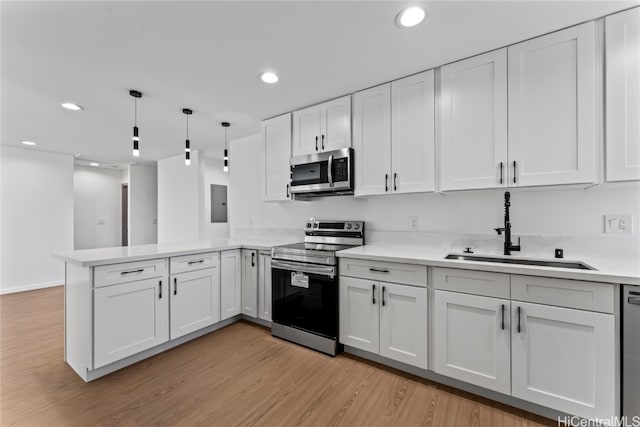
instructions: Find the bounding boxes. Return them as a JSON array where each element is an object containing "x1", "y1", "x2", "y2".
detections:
[
  {"x1": 222, "y1": 122, "x2": 230, "y2": 172},
  {"x1": 129, "y1": 90, "x2": 142, "y2": 157},
  {"x1": 183, "y1": 108, "x2": 192, "y2": 166}
]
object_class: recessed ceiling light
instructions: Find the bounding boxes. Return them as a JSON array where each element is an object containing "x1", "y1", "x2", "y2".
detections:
[
  {"x1": 21, "y1": 140, "x2": 37, "y2": 146},
  {"x1": 397, "y1": 6, "x2": 426, "y2": 28},
  {"x1": 259, "y1": 72, "x2": 279, "y2": 84},
  {"x1": 61, "y1": 102, "x2": 84, "y2": 111},
  {"x1": 90, "y1": 162, "x2": 100, "y2": 167}
]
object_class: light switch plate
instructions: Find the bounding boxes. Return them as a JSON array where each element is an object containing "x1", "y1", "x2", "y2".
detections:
[
  {"x1": 604, "y1": 214, "x2": 633, "y2": 234},
  {"x1": 408, "y1": 216, "x2": 418, "y2": 230}
]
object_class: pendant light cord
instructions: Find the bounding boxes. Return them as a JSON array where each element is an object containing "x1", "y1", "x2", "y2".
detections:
[
  {"x1": 224, "y1": 126, "x2": 227, "y2": 150},
  {"x1": 186, "y1": 114, "x2": 189, "y2": 139},
  {"x1": 134, "y1": 98, "x2": 137, "y2": 126}
]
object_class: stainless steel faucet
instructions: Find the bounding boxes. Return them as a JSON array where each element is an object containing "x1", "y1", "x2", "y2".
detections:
[{"x1": 494, "y1": 191, "x2": 521, "y2": 256}]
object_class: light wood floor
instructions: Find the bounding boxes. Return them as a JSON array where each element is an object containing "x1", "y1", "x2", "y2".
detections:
[{"x1": 0, "y1": 286, "x2": 555, "y2": 427}]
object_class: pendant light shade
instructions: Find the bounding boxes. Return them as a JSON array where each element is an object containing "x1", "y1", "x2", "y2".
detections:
[
  {"x1": 130, "y1": 90, "x2": 142, "y2": 157},
  {"x1": 183, "y1": 109, "x2": 192, "y2": 166},
  {"x1": 222, "y1": 122, "x2": 230, "y2": 173}
]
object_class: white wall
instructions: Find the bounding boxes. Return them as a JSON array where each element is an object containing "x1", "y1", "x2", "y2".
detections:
[
  {"x1": 229, "y1": 134, "x2": 640, "y2": 261},
  {"x1": 73, "y1": 165, "x2": 122, "y2": 250},
  {"x1": 0, "y1": 146, "x2": 74, "y2": 293},
  {"x1": 202, "y1": 157, "x2": 230, "y2": 239},
  {"x1": 157, "y1": 150, "x2": 203, "y2": 244},
  {"x1": 128, "y1": 163, "x2": 158, "y2": 245}
]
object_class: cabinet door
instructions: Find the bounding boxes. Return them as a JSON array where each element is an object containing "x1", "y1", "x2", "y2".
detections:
[
  {"x1": 353, "y1": 83, "x2": 392, "y2": 196},
  {"x1": 606, "y1": 8, "x2": 640, "y2": 182},
  {"x1": 170, "y1": 266, "x2": 220, "y2": 340},
  {"x1": 292, "y1": 105, "x2": 321, "y2": 157},
  {"x1": 511, "y1": 302, "x2": 615, "y2": 420},
  {"x1": 320, "y1": 96, "x2": 351, "y2": 152},
  {"x1": 94, "y1": 277, "x2": 169, "y2": 368},
  {"x1": 433, "y1": 290, "x2": 511, "y2": 394},
  {"x1": 258, "y1": 253, "x2": 272, "y2": 322},
  {"x1": 339, "y1": 276, "x2": 379, "y2": 353},
  {"x1": 440, "y1": 49, "x2": 508, "y2": 191},
  {"x1": 261, "y1": 114, "x2": 292, "y2": 202},
  {"x1": 241, "y1": 249, "x2": 258, "y2": 318},
  {"x1": 379, "y1": 282, "x2": 428, "y2": 369},
  {"x1": 220, "y1": 250, "x2": 242, "y2": 320},
  {"x1": 508, "y1": 22, "x2": 597, "y2": 187},
  {"x1": 391, "y1": 70, "x2": 436, "y2": 194}
]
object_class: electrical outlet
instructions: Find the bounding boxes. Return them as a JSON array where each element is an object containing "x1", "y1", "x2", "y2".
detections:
[
  {"x1": 408, "y1": 216, "x2": 418, "y2": 230},
  {"x1": 604, "y1": 214, "x2": 633, "y2": 234},
  {"x1": 96, "y1": 218, "x2": 106, "y2": 226}
]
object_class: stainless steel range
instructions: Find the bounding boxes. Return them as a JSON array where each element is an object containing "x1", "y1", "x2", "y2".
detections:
[{"x1": 271, "y1": 220, "x2": 365, "y2": 356}]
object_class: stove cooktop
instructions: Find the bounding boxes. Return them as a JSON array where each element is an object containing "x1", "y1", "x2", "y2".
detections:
[{"x1": 274, "y1": 242, "x2": 357, "y2": 253}]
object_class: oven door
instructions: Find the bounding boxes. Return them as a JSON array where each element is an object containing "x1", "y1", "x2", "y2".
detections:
[{"x1": 271, "y1": 260, "x2": 338, "y2": 339}]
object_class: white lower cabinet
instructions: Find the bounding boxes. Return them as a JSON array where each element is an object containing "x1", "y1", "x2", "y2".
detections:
[
  {"x1": 257, "y1": 252, "x2": 272, "y2": 322},
  {"x1": 339, "y1": 276, "x2": 380, "y2": 354},
  {"x1": 221, "y1": 249, "x2": 242, "y2": 320},
  {"x1": 241, "y1": 249, "x2": 258, "y2": 317},
  {"x1": 94, "y1": 277, "x2": 169, "y2": 368},
  {"x1": 169, "y1": 267, "x2": 220, "y2": 340},
  {"x1": 339, "y1": 276, "x2": 427, "y2": 369},
  {"x1": 433, "y1": 290, "x2": 511, "y2": 394},
  {"x1": 511, "y1": 301, "x2": 616, "y2": 420}
]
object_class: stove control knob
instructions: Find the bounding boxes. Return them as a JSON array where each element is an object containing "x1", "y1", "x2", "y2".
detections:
[
  {"x1": 313, "y1": 223, "x2": 319, "y2": 229},
  {"x1": 354, "y1": 223, "x2": 360, "y2": 230},
  {"x1": 306, "y1": 223, "x2": 312, "y2": 229},
  {"x1": 346, "y1": 223, "x2": 352, "y2": 230}
]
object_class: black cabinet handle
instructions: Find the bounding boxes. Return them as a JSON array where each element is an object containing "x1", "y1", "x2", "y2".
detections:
[
  {"x1": 372, "y1": 284, "x2": 376, "y2": 305},
  {"x1": 121, "y1": 269, "x2": 144, "y2": 275},
  {"x1": 188, "y1": 260, "x2": 204, "y2": 265},
  {"x1": 369, "y1": 268, "x2": 389, "y2": 273},
  {"x1": 315, "y1": 136, "x2": 318, "y2": 151},
  {"x1": 385, "y1": 174, "x2": 389, "y2": 192},
  {"x1": 513, "y1": 161, "x2": 517, "y2": 184},
  {"x1": 159, "y1": 280, "x2": 162, "y2": 299},
  {"x1": 286, "y1": 184, "x2": 290, "y2": 198},
  {"x1": 174, "y1": 277, "x2": 177, "y2": 295},
  {"x1": 382, "y1": 286, "x2": 386, "y2": 306},
  {"x1": 393, "y1": 173, "x2": 397, "y2": 191},
  {"x1": 501, "y1": 304, "x2": 505, "y2": 330},
  {"x1": 251, "y1": 252, "x2": 255, "y2": 267},
  {"x1": 499, "y1": 162, "x2": 504, "y2": 184},
  {"x1": 321, "y1": 134, "x2": 325, "y2": 150},
  {"x1": 517, "y1": 306, "x2": 521, "y2": 333}
]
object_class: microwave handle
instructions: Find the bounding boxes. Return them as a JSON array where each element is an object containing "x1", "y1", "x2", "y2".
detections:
[{"x1": 328, "y1": 154, "x2": 333, "y2": 187}]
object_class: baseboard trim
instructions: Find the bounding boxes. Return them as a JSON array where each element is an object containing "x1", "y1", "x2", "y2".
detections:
[{"x1": 0, "y1": 281, "x2": 63, "y2": 295}]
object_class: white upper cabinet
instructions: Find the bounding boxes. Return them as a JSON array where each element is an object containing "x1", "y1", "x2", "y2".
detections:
[
  {"x1": 508, "y1": 22, "x2": 597, "y2": 187},
  {"x1": 321, "y1": 96, "x2": 352, "y2": 152},
  {"x1": 261, "y1": 113, "x2": 292, "y2": 202},
  {"x1": 606, "y1": 7, "x2": 640, "y2": 182},
  {"x1": 292, "y1": 96, "x2": 351, "y2": 157},
  {"x1": 353, "y1": 84, "x2": 392, "y2": 196},
  {"x1": 391, "y1": 70, "x2": 436, "y2": 194},
  {"x1": 440, "y1": 49, "x2": 508, "y2": 190}
]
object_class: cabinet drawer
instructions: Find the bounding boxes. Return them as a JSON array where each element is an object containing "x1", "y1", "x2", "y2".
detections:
[
  {"x1": 94, "y1": 258, "x2": 167, "y2": 288},
  {"x1": 511, "y1": 275, "x2": 614, "y2": 313},
  {"x1": 433, "y1": 268, "x2": 510, "y2": 299},
  {"x1": 339, "y1": 258, "x2": 427, "y2": 287},
  {"x1": 170, "y1": 252, "x2": 220, "y2": 275}
]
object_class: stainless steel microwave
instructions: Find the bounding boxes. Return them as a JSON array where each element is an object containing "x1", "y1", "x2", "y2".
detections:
[{"x1": 289, "y1": 148, "x2": 354, "y2": 199}]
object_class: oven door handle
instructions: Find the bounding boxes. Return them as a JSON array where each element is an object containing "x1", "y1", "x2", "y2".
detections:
[{"x1": 271, "y1": 260, "x2": 335, "y2": 278}]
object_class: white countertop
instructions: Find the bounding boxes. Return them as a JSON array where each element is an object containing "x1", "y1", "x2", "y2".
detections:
[
  {"x1": 336, "y1": 244, "x2": 640, "y2": 286},
  {"x1": 54, "y1": 238, "x2": 298, "y2": 267}
]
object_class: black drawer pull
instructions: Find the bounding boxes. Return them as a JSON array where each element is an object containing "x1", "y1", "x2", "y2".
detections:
[
  {"x1": 188, "y1": 260, "x2": 204, "y2": 265},
  {"x1": 369, "y1": 268, "x2": 389, "y2": 273},
  {"x1": 121, "y1": 269, "x2": 144, "y2": 275}
]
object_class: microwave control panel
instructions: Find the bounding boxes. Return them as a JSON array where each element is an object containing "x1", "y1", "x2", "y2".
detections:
[{"x1": 334, "y1": 157, "x2": 349, "y2": 182}]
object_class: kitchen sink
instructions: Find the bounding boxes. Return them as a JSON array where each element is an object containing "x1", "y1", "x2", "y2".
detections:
[{"x1": 444, "y1": 254, "x2": 597, "y2": 270}]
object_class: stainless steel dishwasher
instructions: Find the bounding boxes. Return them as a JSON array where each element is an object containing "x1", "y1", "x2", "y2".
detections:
[{"x1": 624, "y1": 285, "x2": 640, "y2": 419}]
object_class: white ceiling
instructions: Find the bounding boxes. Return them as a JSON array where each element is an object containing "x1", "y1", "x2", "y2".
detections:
[{"x1": 2, "y1": 0, "x2": 637, "y2": 165}]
